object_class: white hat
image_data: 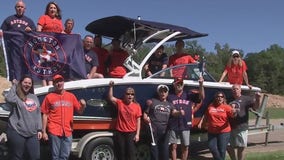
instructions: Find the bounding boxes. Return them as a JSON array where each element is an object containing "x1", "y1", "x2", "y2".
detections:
[
  {"x1": 232, "y1": 50, "x2": 240, "y2": 56},
  {"x1": 157, "y1": 84, "x2": 169, "y2": 92}
]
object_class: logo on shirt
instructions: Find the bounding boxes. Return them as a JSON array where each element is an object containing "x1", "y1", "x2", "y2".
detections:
[{"x1": 24, "y1": 98, "x2": 37, "y2": 112}]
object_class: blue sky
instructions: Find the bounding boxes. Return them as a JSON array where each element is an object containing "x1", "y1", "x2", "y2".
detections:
[{"x1": 1, "y1": 0, "x2": 283, "y2": 54}]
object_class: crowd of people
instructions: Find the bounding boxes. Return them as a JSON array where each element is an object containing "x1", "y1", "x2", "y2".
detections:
[
  {"x1": 1, "y1": 1, "x2": 260, "y2": 160},
  {"x1": 0, "y1": 0, "x2": 130, "y2": 86}
]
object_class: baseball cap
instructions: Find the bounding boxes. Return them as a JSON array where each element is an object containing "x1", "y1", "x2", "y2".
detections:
[
  {"x1": 232, "y1": 50, "x2": 240, "y2": 56},
  {"x1": 53, "y1": 74, "x2": 64, "y2": 82},
  {"x1": 157, "y1": 84, "x2": 169, "y2": 92},
  {"x1": 173, "y1": 77, "x2": 183, "y2": 84}
]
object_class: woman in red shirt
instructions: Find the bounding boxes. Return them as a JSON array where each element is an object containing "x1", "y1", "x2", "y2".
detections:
[
  {"x1": 200, "y1": 91, "x2": 236, "y2": 160},
  {"x1": 36, "y1": 2, "x2": 64, "y2": 86},
  {"x1": 219, "y1": 50, "x2": 252, "y2": 89},
  {"x1": 108, "y1": 81, "x2": 142, "y2": 160},
  {"x1": 37, "y1": 2, "x2": 63, "y2": 33}
]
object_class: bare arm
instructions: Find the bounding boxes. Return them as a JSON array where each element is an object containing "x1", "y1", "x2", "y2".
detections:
[
  {"x1": 143, "y1": 99, "x2": 152, "y2": 124},
  {"x1": 134, "y1": 117, "x2": 141, "y2": 142},
  {"x1": 143, "y1": 64, "x2": 152, "y2": 77},
  {"x1": 108, "y1": 81, "x2": 117, "y2": 106},
  {"x1": 88, "y1": 66, "x2": 98, "y2": 79},
  {"x1": 219, "y1": 70, "x2": 227, "y2": 82},
  {"x1": 42, "y1": 113, "x2": 48, "y2": 141},
  {"x1": 243, "y1": 71, "x2": 252, "y2": 89},
  {"x1": 198, "y1": 76, "x2": 205, "y2": 100},
  {"x1": 77, "y1": 99, "x2": 86, "y2": 115},
  {"x1": 160, "y1": 64, "x2": 167, "y2": 77},
  {"x1": 36, "y1": 25, "x2": 43, "y2": 32}
]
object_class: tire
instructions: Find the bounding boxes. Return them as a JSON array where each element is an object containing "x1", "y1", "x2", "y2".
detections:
[{"x1": 82, "y1": 137, "x2": 115, "y2": 160}]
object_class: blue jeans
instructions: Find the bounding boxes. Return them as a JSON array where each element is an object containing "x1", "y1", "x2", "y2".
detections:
[
  {"x1": 150, "y1": 131, "x2": 170, "y2": 160},
  {"x1": 6, "y1": 126, "x2": 40, "y2": 160},
  {"x1": 48, "y1": 133, "x2": 72, "y2": 160},
  {"x1": 208, "y1": 132, "x2": 230, "y2": 160}
]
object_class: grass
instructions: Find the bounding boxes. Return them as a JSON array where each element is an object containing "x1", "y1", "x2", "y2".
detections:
[
  {"x1": 249, "y1": 108, "x2": 284, "y2": 119},
  {"x1": 245, "y1": 151, "x2": 284, "y2": 160}
]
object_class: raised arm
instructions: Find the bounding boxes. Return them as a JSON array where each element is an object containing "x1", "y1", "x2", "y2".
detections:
[
  {"x1": 108, "y1": 81, "x2": 117, "y2": 106},
  {"x1": 198, "y1": 76, "x2": 205, "y2": 100}
]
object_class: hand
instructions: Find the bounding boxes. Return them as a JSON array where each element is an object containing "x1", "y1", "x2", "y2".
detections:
[
  {"x1": 180, "y1": 107, "x2": 185, "y2": 116},
  {"x1": 255, "y1": 92, "x2": 261, "y2": 100},
  {"x1": 198, "y1": 76, "x2": 204, "y2": 85},
  {"x1": 42, "y1": 132, "x2": 48, "y2": 141},
  {"x1": 37, "y1": 131, "x2": 42, "y2": 140},
  {"x1": 80, "y1": 99, "x2": 86, "y2": 106},
  {"x1": 109, "y1": 81, "x2": 114, "y2": 86},
  {"x1": 25, "y1": 26, "x2": 32, "y2": 32},
  {"x1": 144, "y1": 116, "x2": 151, "y2": 124},
  {"x1": 134, "y1": 134, "x2": 140, "y2": 142},
  {"x1": 248, "y1": 84, "x2": 253, "y2": 90}
]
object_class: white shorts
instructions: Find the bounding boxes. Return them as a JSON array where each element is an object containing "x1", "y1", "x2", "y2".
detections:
[{"x1": 228, "y1": 129, "x2": 248, "y2": 148}]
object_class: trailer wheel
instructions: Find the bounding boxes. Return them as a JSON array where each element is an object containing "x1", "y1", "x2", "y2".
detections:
[{"x1": 82, "y1": 137, "x2": 115, "y2": 160}]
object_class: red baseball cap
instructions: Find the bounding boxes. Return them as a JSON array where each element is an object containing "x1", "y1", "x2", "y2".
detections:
[{"x1": 53, "y1": 74, "x2": 64, "y2": 82}]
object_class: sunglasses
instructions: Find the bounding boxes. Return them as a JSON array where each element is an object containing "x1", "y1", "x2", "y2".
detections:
[
  {"x1": 217, "y1": 95, "x2": 224, "y2": 98},
  {"x1": 233, "y1": 55, "x2": 240, "y2": 58},
  {"x1": 126, "y1": 93, "x2": 135, "y2": 96}
]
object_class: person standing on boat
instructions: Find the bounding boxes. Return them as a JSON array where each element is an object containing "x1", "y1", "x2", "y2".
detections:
[
  {"x1": 227, "y1": 84, "x2": 261, "y2": 160},
  {"x1": 0, "y1": 0, "x2": 36, "y2": 84},
  {"x1": 36, "y1": 1, "x2": 64, "y2": 86},
  {"x1": 5, "y1": 74, "x2": 42, "y2": 160},
  {"x1": 83, "y1": 35, "x2": 104, "y2": 79},
  {"x1": 168, "y1": 39, "x2": 197, "y2": 78},
  {"x1": 41, "y1": 74, "x2": 86, "y2": 160},
  {"x1": 144, "y1": 45, "x2": 168, "y2": 77},
  {"x1": 168, "y1": 77, "x2": 204, "y2": 160},
  {"x1": 93, "y1": 35, "x2": 109, "y2": 76},
  {"x1": 143, "y1": 84, "x2": 174, "y2": 160},
  {"x1": 63, "y1": 18, "x2": 74, "y2": 34},
  {"x1": 108, "y1": 80, "x2": 142, "y2": 160},
  {"x1": 107, "y1": 38, "x2": 129, "y2": 78},
  {"x1": 219, "y1": 50, "x2": 252, "y2": 89}
]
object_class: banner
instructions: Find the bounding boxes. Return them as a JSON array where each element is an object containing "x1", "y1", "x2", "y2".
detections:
[{"x1": 2, "y1": 31, "x2": 87, "y2": 83}]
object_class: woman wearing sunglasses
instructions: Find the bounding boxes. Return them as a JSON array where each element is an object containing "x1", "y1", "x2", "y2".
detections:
[
  {"x1": 219, "y1": 50, "x2": 252, "y2": 89},
  {"x1": 199, "y1": 91, "x2": 236, "y2": 160},
  {"x1": 108, "y1": 81, "x2": 142, "y2": 160}
]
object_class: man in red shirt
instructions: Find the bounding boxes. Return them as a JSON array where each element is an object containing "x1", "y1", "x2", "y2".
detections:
[
  {"x1": 93, "y1": 35, "x2": 109, "y2": 76},
  {"x1": 168, "y1": 39, "x2": 196, "y2": 78},
  {"x1": 41, "y1": 74, "x2": 86, "y2": 160},
  {"x1": 108, "y1": 38, "x2": 129, "y2": 78}
]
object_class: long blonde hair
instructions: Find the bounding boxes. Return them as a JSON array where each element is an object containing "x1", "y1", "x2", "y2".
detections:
[{"x1": 227, "y1": 57, "x2": 243, "y2": 68}]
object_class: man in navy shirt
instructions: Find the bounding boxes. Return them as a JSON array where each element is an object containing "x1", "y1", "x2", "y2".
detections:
[
  {"x1": 1, "y1": 1, "x2": 36, "y2": 83},
  {"x1": 168, "y1": 77, "x2": 204, "y2": 160}
]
